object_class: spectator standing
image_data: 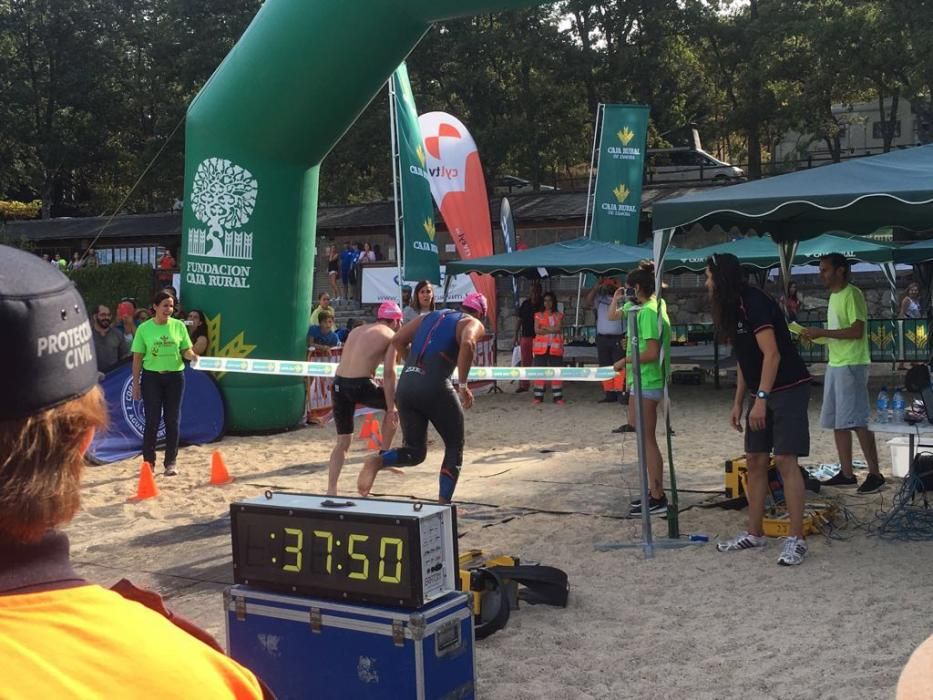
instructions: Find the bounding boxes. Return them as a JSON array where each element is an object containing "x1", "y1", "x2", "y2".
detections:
[
  {"x1": 339, "y1": 242, "x2": 356, "y2": 300},
  {"x1": 609, "y1": 263, "x2": 672, "y2": 516},
  {"x1": 326, "y1": 245, "x2": 341, "y2": 299},
  {"x1": 133, "y1": 308, "x2": 151, "y2": 327},
  {"x1": 780, "y1": 280, "x2": 804, "y2": 322},
  {"x1": 801, "y1": 253, "x2": 884, "y2": 493},
  {"x1": 585, "y1": 278, "x2": 625, "y2": 404},
  {"x1": 513, "y1": 282, "x2": 542, "y2": 393},
  {"x1": 92, "y1": 305, "x2": 130, "y2": 373},
  {"x1": 309, "y1": 292, "x2": 332, "y2": 326},
  {"x1": 131, "y1": 291, "x2": 199, "y2": 477},
  {"x1": 706, "y1": 253, "x2": 811, "y2": 566},
  {"x1": 0, "y1": 246, "x2": 263, "y2": 699},
  {"x1": 186, "y1": 309, "x2": 210, "y2": 356},
  {"x1": 404, "y1": 280, "x2": 436, "y2": 324},
  {"x1": 308, "y1": 309, "x2": 340, "y2": 350},
  {"x1": 900, "y1": 282, "x2": 922, "y2": 319},
  {"x1": 68, "y1": 252, "x2": 83, "y2": 271},
  {"x1": 158, "y1": 249, "x2": 176, "y2": 270},
  {"x1": 532, "y1": 291, "x2": 565, "y2": 404},
  {"x1": 359, "y1": 242, "x2": 376, "y2": 265}
]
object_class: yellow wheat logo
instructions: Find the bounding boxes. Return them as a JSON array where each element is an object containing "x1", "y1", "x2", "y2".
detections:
[
  {"x1": 416, "y1": 144, "x2": 426, "y2": 167},
  {"x1": 870, "y1": 326, "x2": 894, "y2": 349},
  {"x1": 206, "y1": 313, "x2": 257, "y2": 380},
  {"x1": 613, "y1": 183, "x2": 630, "y2": 203},
  {"x1": 906, "y1": 324, "x2": 928, "y2": 350},
  {"x1": 617, "y1": 127, "x2": 635, "y2": 146},
  {"x1": 423, "y1": 218, "x2": 436, "y2": 241}
]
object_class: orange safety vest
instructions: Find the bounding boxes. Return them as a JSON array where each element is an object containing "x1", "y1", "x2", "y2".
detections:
[
  {"x1": 532, "y1": 311, "x2": 564, "y2": 357},
  {"x1": 0, "y1": 584, "x2": 264, "y2": 699}
]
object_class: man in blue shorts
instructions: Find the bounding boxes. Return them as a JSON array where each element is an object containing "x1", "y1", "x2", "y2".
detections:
[{"x1": 357, "y1": 293, "x2": 488, "y2": 503}]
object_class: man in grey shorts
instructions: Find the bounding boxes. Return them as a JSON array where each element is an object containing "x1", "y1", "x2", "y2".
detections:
[{"x1": 801, "y1": 254, "x2": 885, "y2": 494}]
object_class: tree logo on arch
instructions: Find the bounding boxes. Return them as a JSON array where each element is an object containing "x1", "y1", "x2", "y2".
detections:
[{"x1": 188, "y1": 157, "x2": 258, "y2": 260}]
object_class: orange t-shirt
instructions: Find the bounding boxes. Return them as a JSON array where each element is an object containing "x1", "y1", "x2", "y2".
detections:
[{"x1": 0, "y1": 584, "x2": 263, "y2": 699}]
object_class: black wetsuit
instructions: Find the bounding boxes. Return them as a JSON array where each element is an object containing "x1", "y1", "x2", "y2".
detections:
[{"x1": 381, "y1": 309, "x2": 466, "y2": 500}]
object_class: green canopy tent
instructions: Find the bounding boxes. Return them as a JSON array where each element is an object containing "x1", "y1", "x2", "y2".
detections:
[
  {"x1": 445, "y1": 236, "x2": 650, "y2": 278},
  {"x1": 652, "y1": 146, "x2": 933, "y2": 367},
  {"x1": 893, "y1": 238, "x2": 933, "y2": 265},
  {"x1": 662, "y1": 232, "x2": 899, "y2": 273}
]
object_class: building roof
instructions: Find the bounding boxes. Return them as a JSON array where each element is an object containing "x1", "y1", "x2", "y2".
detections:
[{"x1": 3, "y1": 185, "x2": 721, "y2": 243}]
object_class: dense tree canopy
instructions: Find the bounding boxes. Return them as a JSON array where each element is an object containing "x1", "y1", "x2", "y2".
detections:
[{"x1": 0, "y1": 0, "x2": 929, "y2": 217}]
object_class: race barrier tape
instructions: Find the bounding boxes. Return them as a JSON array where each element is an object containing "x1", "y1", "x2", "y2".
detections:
[{"x1": 193, "y1": 356, "x2": 622, "y2": 382}]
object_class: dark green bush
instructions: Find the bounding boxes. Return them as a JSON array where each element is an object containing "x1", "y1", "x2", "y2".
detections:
[{"x1": 70, "y1": 263, "x2": 155, "y2": 313}]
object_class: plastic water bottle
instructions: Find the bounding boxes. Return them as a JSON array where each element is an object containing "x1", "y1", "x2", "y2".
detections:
[
  {"x1": 892, "y1": 388, "x2": 906, "y2": 424},
  {"x1": 876, "y1": 387, "x2": 890, "y2": 423}
]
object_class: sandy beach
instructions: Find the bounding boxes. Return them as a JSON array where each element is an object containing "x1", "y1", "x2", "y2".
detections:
[{"x1": 69, "y1": 369, "x2": 933, "y2": 699}]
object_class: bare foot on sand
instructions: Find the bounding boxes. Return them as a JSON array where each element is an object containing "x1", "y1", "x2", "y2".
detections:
[{"x1": 357, "y1": 455, "x2": 404, "y2": 497}]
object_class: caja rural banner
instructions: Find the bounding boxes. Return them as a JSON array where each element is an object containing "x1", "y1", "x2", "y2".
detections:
[
  {"x1": 179, "y1": 0, "x2": 547, "y2": 431},
  {"x1": 361, "y1": 265, "x2": 476, "y2": 304},
  {"x1": 590, "y1": 104, "x2": 650, "y2": 245},
  {"x1": 392, "y1": 63, "x2": 440, "y2": 284},
  {"x1": 418, "y1": 111, "x2": 498, "y2": 330}
]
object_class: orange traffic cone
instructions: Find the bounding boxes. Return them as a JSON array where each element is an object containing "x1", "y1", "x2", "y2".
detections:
[
  {"x1": 131, "y1": 461, "x2": 159, "y2": 501},
  {"x1": 210, "y1": 449, "x2": 234, "y2": 486},
  {"x1": 358, "y1": 415, "x2": 373, "y2": 441},
  {"x1": 367, "y1": 418, "x2": 383, "y2": 450}
]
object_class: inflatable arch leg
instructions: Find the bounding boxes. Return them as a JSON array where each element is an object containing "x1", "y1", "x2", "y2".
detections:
[{"x1": 181, "y1": 0, "x2": 542, "y2": 430}]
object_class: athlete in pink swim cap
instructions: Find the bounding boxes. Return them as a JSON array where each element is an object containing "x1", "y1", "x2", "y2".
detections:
[
  {"x1": 461, "y1": 292, "x2": 488, "y2": 318},
  {"x1": 377, "y1": 301, "x2": 404, "y2": 321},
  {"x1": 358, "y1": 297, "x2": 486, "y2": 503},
  {"x1": 325, "y1": 303, "x2": 404, "y2": 495}
]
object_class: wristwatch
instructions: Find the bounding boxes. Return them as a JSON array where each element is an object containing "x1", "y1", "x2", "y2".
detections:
[{"x1": 756, "y1": 390, "x2": 770, "y2": 400}]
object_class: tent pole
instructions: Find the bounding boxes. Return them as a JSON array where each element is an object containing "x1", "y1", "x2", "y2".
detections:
[
  {"x1": 387, "y1": 78, "x2": 404, "y2": 303},
  {"x1": 574, "y1": 103, "x2": 604, "y2": 328},
  {"x1": 652, "y1": 227, "x2": 678, "y2": 538},
  {"x1": 627, "y1": 306, "x2": 654, "y2": 558}
]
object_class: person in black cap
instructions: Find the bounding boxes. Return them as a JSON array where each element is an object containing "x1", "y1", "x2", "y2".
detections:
[
  {"x1": 0, "y1": 245, "x2": 264, "y2": 698},
  {"x1": 130, "y1": 290, "x2": 199, "y2": 476}
]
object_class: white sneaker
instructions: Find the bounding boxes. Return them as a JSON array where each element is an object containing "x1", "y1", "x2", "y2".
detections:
[
  {"x1": 777, "y1": 536, "x2": 807, "y2": 566},
  {"x1": 716, "y1": 531, "x2": 767, "y2": 552}
]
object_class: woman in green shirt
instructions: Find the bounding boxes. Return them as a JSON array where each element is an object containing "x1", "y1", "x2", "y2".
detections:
[
  {"x1": 608, "y1": 262, "x2": 671, "y2": 517},
  {"x1": 131, "y1": 291, "x2": 199, "y2": 476}
]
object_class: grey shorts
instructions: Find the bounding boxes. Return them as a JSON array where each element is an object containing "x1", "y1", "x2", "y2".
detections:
[
  {"x1": 745, "y1": 382, "x2": 811, "y2": 457},
  {"x1": 819, "y1": 364, "x2": 870, "y2": 430}
]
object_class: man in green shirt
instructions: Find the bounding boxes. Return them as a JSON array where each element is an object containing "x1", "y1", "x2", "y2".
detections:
[{"x1": 801, "y1": 253, "x2": 884, "y2": 494}]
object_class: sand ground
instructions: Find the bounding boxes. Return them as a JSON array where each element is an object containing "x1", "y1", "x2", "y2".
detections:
[{"x1": 69, "y1": 370, "x2": 933, "y2": 699}]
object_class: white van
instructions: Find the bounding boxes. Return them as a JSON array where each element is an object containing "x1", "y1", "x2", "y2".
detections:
[{"x1": 646, "y1": 147, "x2": 745, "y2": 184}]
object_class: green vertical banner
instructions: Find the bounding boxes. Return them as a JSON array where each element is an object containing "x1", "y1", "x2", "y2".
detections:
[
  {"x1": 590, "y1": 104, "x2": 650, "y2": 245},
  {"x1": 392, "y1": 63, "x2": 440, "y2": 284}
]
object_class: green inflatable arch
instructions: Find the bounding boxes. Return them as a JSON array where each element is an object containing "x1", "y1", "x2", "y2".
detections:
[{"x1": 181, "y1": 0, "x2": 540, "y2": 430}]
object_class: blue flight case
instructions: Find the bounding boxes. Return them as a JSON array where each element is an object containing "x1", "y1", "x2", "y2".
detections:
[{"x1": 225, "y1": 585, "x2": 475, "y2": 700}]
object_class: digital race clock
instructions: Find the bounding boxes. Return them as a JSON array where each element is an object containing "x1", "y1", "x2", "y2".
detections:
[{"x1": 230, "y1": 493, "x2": 458, "y2": 608}]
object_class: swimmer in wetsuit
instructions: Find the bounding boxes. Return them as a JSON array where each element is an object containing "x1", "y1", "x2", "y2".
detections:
[
  {"x1": 327, "y1": 301, "x2": 404, "y2": 495},
  {"x1": 357, "y1": 292, "x2": 488, "y2": 503}
]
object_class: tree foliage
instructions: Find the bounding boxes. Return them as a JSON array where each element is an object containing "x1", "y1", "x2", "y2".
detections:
[{"x1": 0, "y1": 0, "x2": 929, "y2": 216}]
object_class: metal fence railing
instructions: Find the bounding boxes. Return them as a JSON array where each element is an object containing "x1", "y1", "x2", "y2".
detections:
[{"x1": 564, "y1": 319, "x2": 931, "y2": 364}]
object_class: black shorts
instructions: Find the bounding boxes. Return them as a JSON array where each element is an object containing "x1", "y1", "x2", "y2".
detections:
[
  {"x1": 332, "y1": 376, "x2": 386, "y2": 435},
  {"x1": 745, "y1": 382, "x2": 811, "y2": 457}
]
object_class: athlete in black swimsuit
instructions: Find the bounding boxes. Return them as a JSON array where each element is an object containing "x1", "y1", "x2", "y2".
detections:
[{"x1": 358, "y1": 293, "x2": 488, "y2": 502}]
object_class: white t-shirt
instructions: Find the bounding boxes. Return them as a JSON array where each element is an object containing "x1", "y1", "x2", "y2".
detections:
[{"x1": 595, "y1": 293, "x2": 623, "y2": 335}]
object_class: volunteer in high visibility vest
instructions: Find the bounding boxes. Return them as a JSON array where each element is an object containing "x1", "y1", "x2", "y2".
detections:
[
  {"x1": 532, "y1": 291, "x2": 565, "y2": 405},
  {"x1": 609, "y1": 261, "x2": 671, "y2": 517},
  {"x1": 0, "y1": 246, "x2": 264, "y2": 699}
]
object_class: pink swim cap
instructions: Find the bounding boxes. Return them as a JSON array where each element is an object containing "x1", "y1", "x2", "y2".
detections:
[
  {"x1": 377, "y1": 301, "x2": 403, "y2": 320},
  {"x1": 462, "y1": 292, "x2": 488, "y2": 316}
]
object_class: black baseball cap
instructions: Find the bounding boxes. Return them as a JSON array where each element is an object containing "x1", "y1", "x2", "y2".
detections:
[{"x1": 0, "y1": 245, "x2": 99, "y2": 419}]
